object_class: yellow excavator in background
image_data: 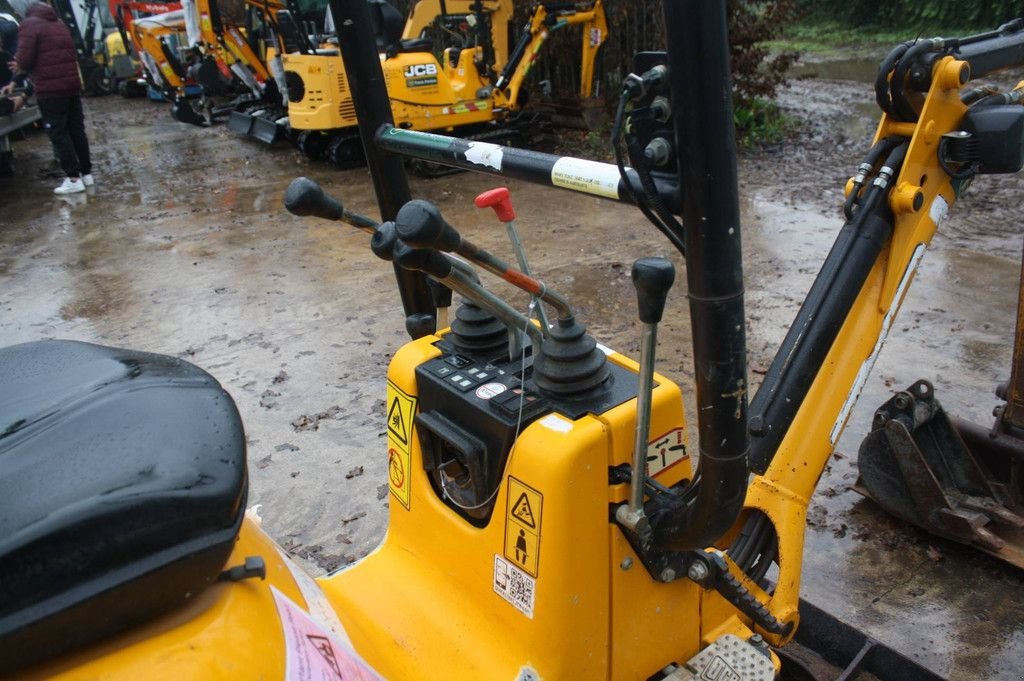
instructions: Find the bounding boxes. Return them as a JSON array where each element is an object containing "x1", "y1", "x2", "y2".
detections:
[
  {"x1": 284, "y1": 0, "x2": 607, "y2": 168},
  {"x1": 162, "y1": 0, "x2": 274, "y2": 124},
  {"x1": 169, "y1": 0, "x2": 329, "y2": 131},
  {"x1": 130, "y1": 9, "x2": 195, "y2": 95}
]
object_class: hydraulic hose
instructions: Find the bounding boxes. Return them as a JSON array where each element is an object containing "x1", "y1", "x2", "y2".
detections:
[
  {"x1": 626, "y1": 133, "x2": 686, "y2": 249},
  {"x1": 648, "y1": 0, "x2": 748, "y2": 552},
  {"x1": 612, "y1": 89, "x2": 687, "y2": 255},
  {"x1": 843, "y1": 136, "x2": 904, "y2": 219},
  {"x1": 748, "y1": 142, "x2": 907, "y2": 475},
  {"x1": 891, "y1": 39, "x2": 940, "y2": 121},
  {"x1": 875, "y1": 41, "x2": 912, "y2": 116},
  {"x1": 734, "y1": 143, "x2": 907, "y2": 577}
]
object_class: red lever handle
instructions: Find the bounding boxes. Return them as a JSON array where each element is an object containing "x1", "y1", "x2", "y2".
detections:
[{"x1": 474, "y1": 187, "x2": 516, "y2": 222}]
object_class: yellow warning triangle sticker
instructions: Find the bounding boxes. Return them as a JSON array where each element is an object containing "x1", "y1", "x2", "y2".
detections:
[
  {"x1": 387, "y1": 397, "x2": 408, "y2": 446},
  {"x1": 511, "y1": 492, "x2": 536, "y2": 529}
]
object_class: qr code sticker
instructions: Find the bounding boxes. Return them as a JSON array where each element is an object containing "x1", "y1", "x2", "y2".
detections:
[{"x1": 494, "y1": 554, "x2": 535, "y2": 618}]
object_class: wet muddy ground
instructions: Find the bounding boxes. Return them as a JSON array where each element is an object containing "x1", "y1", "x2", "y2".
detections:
[{"x1": 2, "y1": 54, "x2": 1023, "y2": 678}]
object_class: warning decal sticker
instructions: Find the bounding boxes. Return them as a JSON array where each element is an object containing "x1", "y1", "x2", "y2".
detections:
[
  {"x1": 647, "y1": 427, "x2": 688, "y2": 477},
  {"x1": 550, "y1": 157, "x2": 623, "y2": 199},
  {"x1": 386, "y1": 380, "x2": 417, "y2": 510},
  {"x1": 271, "y1": 586, "x2": 383, "y2": 681},
  {"x1": 504, "y1": 477, "x2": 543, "y2": 577},
  {"x1": 494, "y1": 554, "x2": 535, "y2": 619},
  {"x1": 388, "y1": 447, "x2": 410, "y2": 510},
  {"x1": 386, "y1": 382, "x2": 416, "y2": 447}
]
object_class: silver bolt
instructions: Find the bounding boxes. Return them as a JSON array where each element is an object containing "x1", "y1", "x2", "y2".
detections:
[
  {"x1": 660, "y1": 567, "x2": 677, "y2": 582},
  {"x1": 749, "y1": 634, "x2": 764, "y2": 646},
  {"x1": 620, "y1": 557, "x2": 633, "y2": 570},
  {"x1": 687, "y1": 562, "x2": 709, "y2": 582}
]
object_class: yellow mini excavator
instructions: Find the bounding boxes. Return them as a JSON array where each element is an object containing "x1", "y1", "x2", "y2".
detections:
[
  {"x1": 156, "y1": 0, "x2": 321, "y2": 127},
  {"x1": 130, "y1": 9, "x2": 195, "y2": 95},
  {"x1": 6, "y1": 2, "x2": 1024, "y2": 680},
  {"x1": 284, "y1": 0, "x2": 607, "y2": 168}
]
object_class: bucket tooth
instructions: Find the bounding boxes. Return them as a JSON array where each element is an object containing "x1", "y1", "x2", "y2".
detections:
[{"x1": 959, "y1": 495, "x2": 1024, "y2": 527}]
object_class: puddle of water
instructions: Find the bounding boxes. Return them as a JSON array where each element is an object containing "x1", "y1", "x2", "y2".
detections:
[
  {"x1": 790, "y1": 57, "x2": 881, "y2": 84},
  {"x1": 2, "y1": 93, "x2": 1023, "y2": 678}
]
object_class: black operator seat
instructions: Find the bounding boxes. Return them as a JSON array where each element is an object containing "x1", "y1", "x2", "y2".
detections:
[
  {"x1": 0, "y1": 340, "x2": 248, "y2": 672},
  {"x1": 367, "y1": 0, "x2": 433, "y2": 58}
]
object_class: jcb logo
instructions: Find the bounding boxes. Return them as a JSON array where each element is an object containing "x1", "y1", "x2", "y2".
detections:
[{"x1": 404, "y1": 63, "x2": 438, "y2": 78}]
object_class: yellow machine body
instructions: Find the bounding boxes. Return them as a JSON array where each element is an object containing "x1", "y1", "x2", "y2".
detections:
[
  {"x1": 22, "y1": 520, "x2": 297, "y2": 680},
  {"x1": 285, "y1": 48, "x2": 497, "y2": 133},
  {"x1": 324, "y1": 337, "x2": 712, "y2": 680},
  {"x1": 14, "y1": 332, "x2": 772, "y2": 681},
  {"x1": 105, "y1": 30, "x2": 129, "y2": 58}
]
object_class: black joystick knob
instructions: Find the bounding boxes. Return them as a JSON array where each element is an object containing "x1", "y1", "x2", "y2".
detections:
[
  {"x1": 284, "y1": 177, "x2": 344, "y2": 221},
  {"x1": 395, "y1": 200, "x2": 462, "y2": 252},
  {"x1": 632, "y1": 257, "x2": 675, "y2": 324},
  {"x1": 370, "y1": 221, "x2": 398, "y2": 261}
]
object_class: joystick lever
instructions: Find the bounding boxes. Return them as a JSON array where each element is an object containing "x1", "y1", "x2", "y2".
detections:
[
  {"x1": 396, "y1": 200, "x2": 573, "y2": 327},
  {"x1": 616, "y1": 257, "x2": 676, "y2": 536},
  {"x1": 284, "y1": 177, "x2": 378, "y2": 233},
  {"x1": 391, "y1": 242, "x2": 542, "y2": 359}
]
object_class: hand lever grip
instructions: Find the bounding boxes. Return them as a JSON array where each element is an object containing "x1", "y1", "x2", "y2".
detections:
[
  {"x1": 284, "y1": 177, "x2": 344, "y2": 221},
  {"x1": 370, "y1": 221, "x2": 398, "y2": 261},
  {"x1": 393, "y1": 241, "x2": 454, "y2": 279},
  {"x1": 474, "y1": 187, "x2": 516, "y2": 222},
  {"x1": 632, "y1": 257, "x2": 675, "y2": 324},
  {"x1": 395, "y1": 200, "x2": 462, "y2": 252}
]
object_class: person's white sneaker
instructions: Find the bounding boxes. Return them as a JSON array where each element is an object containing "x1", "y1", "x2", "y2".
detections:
[
  {"x1": 54, "y1": 177, "x2": 86, "y2": 194},
  {"x1": 82, "y1": 173, "x2": 94, "y2": 187}
]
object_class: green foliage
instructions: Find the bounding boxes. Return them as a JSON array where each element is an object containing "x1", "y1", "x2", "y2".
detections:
[
  {"x1": 733, "y1": 98, "x2": 795, "y2": 147},
  {"x1": 727, "y1": 0, "x2": 802, "y2": 106},
  {"x1": 799, "y1": 0, "x2": 1021, "y2": 31}
]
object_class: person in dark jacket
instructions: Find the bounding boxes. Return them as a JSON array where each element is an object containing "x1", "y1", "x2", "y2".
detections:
[
  {"x1": 8, "y1": 1, "x2": 92, "y2": 193},
  {"x1": 0, "y1": 14, "x2": 18, "y2": 88}
]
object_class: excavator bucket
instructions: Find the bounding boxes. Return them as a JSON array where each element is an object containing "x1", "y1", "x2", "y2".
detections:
[
  {"x1": 857, "y1": 242, "x2": 1024, "y2": 567},
  {"x1": 226, "y1": 110, "x2": 255, "y2": 136},
  {"x1": 249, "y1": 114, "x2": 283, "y2": 144},
  {"x1": 171, "y1": 98, "x2": 208, "y2": 127},
  {"x1": 855, "y1": 379, "x2": 1024, "y2": 567},
  {"x1": 227, "y1": 110, "x2": 283, "y2": 143}
]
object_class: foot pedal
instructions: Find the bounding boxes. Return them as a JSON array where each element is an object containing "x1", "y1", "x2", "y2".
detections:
[{"x1": 663, "y1": 634, "x2": 774, "y2": 681}]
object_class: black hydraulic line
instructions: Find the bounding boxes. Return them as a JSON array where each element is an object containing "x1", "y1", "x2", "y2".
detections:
[
  {"x1": 495, "y1": 22, "x2": 532, "y2": 90},
  {"x1": 890, "y1": 40, "x2": 936, "y2": 121},
  {"x1": 647, "y1": 0, "x2": 748, "y2": 552},
  {"x1": 374, "y1": 125, "x2": 680, "y2": 210},
  {"x1": 329, "y1": 0, "x2": 436, "y2": 336},
  {"x1": 875, "y1": 41, "x2": 911, "y2": 117},
  {"x1": 843, "y1": 136, "x2": 904, "y2": 220},
  {"x1": 626, "y1": 134, "x2": 686, "y2": 250},
  {"x1": 748, "y1": 144, "x2": 908, "y2": 475},
  {"x1": 611, "y1": 89, "x2": 686, "y2": 254}
]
